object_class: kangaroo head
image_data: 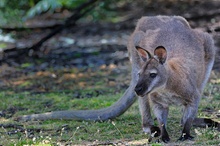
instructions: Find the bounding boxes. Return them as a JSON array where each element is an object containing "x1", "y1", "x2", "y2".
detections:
[{"x1": 135, "y1": 46, "x2": 168, "y2": 97}]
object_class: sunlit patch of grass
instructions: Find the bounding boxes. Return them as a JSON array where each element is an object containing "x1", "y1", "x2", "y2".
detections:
[
  {"x1": 12, "y1": 80, "x2": 33, "y2": 88},
  {"x1": 21, "y1": 63, "x2": 34, "y2": 68},
  {"x1": 0, "y1": 42, "x2": 7, "y2": 49},
  {"x1": 3, "y1": 65, "x2": 127, "y2": 95}
]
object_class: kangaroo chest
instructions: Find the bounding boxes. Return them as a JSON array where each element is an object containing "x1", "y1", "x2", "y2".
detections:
[{"x1": 149, "y1": 90, "x2": 188, "y2": 108}]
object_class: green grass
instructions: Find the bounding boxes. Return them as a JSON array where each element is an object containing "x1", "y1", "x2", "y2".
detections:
[
  {"x1": 0, "y1": 67, "x2": 220, "y2": 145},
  {"x1": 1, "y1": 88, "x2": 220, "y2": 145},
  {"x1": 0, "y1": 91, "x2": 144, "y2": 145}
]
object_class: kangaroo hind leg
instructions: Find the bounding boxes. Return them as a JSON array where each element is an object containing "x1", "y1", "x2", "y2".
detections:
[{"x1": 179, "y1": 93, "x2": 200, "y2": 141}]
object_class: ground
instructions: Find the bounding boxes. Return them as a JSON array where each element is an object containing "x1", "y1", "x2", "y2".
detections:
[{"x1": 0, "y1": 0, "x2": 220, "y2": 145}]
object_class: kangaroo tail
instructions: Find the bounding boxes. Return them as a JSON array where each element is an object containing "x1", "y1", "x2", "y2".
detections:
[{"x1": 14, "y1": 85, "x2": 136, "y2": 121}]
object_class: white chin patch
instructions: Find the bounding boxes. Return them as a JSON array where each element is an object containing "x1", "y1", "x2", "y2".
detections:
[{"x1": 143, "y1": 127, "x2": 151, "y2": 134}]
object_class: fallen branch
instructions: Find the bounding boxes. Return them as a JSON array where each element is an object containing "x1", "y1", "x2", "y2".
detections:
[
  {"x1": 31, "y1": 0, "x2": 99, "y2": 52},
  {"x1": 1, "y1": 0, "x2": 99, "y2": 62}
]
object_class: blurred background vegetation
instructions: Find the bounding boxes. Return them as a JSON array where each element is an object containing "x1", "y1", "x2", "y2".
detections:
[
  {"x1": 0, "y1": 0, "x2": 131, "y2": 28},
  {"x1": 0, "y1": 0, "x2": 130, "y2": 50},
  {"x1": 0, "y1": 0, "x2": 219, "y2": 56}
]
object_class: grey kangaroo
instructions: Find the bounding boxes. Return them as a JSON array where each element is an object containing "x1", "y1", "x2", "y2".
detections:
[
  {"x1": 132, "y1": 16, "x2": 215, "y2": 142},
  {"x1": 16, "y1": 16, "x2": 215, "y2": 142}
]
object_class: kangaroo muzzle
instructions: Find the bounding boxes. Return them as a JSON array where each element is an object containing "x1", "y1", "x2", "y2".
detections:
[
  {"x1": 134, "y1": 86, "x2": 143, "y2": 95},
  {"x1": 134, "y1": 84, "x2": 147, "y2": 97}
]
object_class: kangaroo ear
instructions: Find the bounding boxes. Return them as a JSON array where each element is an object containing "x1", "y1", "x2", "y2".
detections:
[
  {"x1": 154, "y1": 46, "x2": 167, "y2": 64},
  {"x1": 136, "y1": 46, "x2": 151, "y2": 62}
]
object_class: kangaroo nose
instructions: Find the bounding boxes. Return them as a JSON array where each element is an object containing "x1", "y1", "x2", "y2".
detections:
[{"x1": 135, "y1": 86, "x2": 143, "y2": 95}]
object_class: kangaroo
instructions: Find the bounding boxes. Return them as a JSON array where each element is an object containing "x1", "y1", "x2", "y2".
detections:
[
  {"x1": 16, "y1": 16, "x2": 215, "y2": 142},
  {"x1": 132, "y1": 16, "x2": 215, "y2": 142}
]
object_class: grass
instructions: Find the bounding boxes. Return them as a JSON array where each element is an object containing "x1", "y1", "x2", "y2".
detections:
[{"x1": 0, "y1": 66, "x2": 220, "y2": 145}]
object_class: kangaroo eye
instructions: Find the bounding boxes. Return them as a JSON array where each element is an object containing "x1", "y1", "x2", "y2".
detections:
[{"x1": 150, "y1": 73, "x2": 157, "y2": 78}]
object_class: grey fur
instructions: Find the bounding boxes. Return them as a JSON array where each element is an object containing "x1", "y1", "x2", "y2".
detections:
[{"x1": 133, "y1": 16, "x2": 215, "y2": 142}]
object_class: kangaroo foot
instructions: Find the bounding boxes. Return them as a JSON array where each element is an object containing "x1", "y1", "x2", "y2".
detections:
[
  {"x1": 150, "y1": 126, "x2": 161, "y2": 137},
  {"x1": 178, "y1": 133, "x2": 194, "y2": 141},
  {"x1": 162, "y1": 135, "x2": 170, "y2": 143}
]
